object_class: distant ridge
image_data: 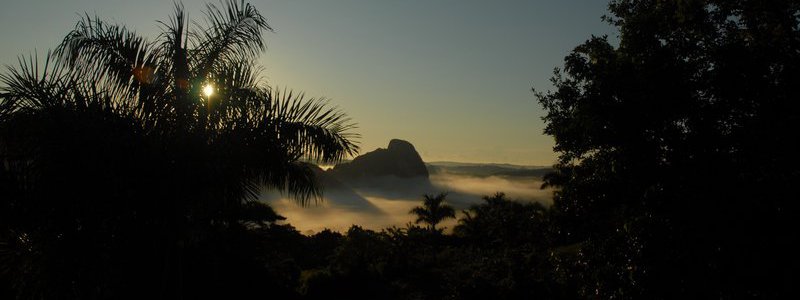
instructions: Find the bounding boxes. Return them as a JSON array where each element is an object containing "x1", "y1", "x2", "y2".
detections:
[
  {"x1": 426, "y1": 161, "x2": 550, "y2": 169},
  {"x1": 426, "y1": 161, "x2": 553, "y2": 178}
]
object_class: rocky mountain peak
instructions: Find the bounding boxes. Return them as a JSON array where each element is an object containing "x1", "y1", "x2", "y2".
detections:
[{"x1": 329, "y1": 139, "x2": 429, "y2": 181}]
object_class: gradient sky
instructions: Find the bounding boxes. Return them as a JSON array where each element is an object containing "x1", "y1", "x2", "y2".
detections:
[{"x1": 0, "y1": 0, "x2": 616, "y2": 165}]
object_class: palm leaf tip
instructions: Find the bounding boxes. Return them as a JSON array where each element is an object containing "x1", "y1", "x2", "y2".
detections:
[
  {"x1": 265, "y1": 88, "x2": 360, "y2": 164},
  {"x1": 194, "y1": 0, "x2": 274, "y2": 79}
]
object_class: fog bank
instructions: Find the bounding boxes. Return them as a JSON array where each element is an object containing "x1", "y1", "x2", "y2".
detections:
[{"x1": 262, "y1": 173, "x2": 552, "y2": 233}]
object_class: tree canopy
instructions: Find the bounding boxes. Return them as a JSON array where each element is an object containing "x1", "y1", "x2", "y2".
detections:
[{"x1": 537, "y1": 0, "x2": 799, "y2": 297}]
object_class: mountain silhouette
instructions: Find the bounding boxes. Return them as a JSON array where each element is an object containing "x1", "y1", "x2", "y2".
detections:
[
  {"x1": 329, "y1": 139, "x2": 429, "y2": 180},
  {"x1": 327, "y1": 139, "x2": 434, "y2": 199}
]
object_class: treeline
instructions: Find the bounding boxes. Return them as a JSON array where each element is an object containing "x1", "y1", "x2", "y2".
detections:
[
  {"x1": 0, "y1": 190, "x2": 570, "y2": 299},
  {"x1": 127, "y1": 192, "x2": 570, "y2": 300}
]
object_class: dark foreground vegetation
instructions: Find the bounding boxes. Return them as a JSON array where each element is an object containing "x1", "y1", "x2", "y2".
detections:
[{"x1": 1, "y1": 0, "x2": 798, "y2": 299}]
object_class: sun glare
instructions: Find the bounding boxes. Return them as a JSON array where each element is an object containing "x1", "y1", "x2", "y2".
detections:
[{"x1": 203, "y1": 84, "x2": 214, "y2": 97}]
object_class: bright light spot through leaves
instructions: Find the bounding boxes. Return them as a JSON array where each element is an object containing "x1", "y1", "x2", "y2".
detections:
[{"x1": 203, "y1": 84, "x2": 214, "y2": 97}]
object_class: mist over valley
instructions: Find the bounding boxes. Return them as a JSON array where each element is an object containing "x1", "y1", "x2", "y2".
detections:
[{"x1": 261, "y1": 139, "x2": 553, "y2": 233}]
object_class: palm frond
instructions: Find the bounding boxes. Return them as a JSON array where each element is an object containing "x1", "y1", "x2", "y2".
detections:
[
  {"x1": 211, "y1": 57, "x2": 264, "y2": 90},
  {"x1": 1, "y1": 51, "x2": 149, "y2": 120},
  {"x1": 264, "y1": 88, "x2": 360, "y2": 163},
  {"x1": 409, "y1": 206, "x2": 431, "y2": 224},
  {"x1": 193, "y1": 0, "x2": 272, "y2": 79},
  {"x1": 238, "y1": 201, "x2": 285, "y2": 227},
  {"x1": 1, "y1": 51, "x2": 75, "y2": 111},
  {"x1": 51, "y1": 13, "x2": 175, "y2": 124},
  {"x1": 0, "y1": 93, "x2": 11, "y2": 121},
  {"x1": 0, "y1": 51, "x2": 107, "y2": 112},
  {"x1": 54, "y1": 14, "x2": 159, "y2": 95},
  {"x1": 155, "y1": 1, "x2": 197, "y2": 122},
  {"x1": 156, "y1": 2, "x2": 188, "y2": 63},
  {"x1": 254, "y1": 161, "x2": 322, "y2": 207},
  {"x1": 202, "y1": 57, "x2": 264, "y2": 119}
]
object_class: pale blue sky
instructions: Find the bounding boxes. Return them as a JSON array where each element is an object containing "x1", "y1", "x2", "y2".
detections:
[{"x1": 0, "y1": 0, "x2": 616, "y2": 165}]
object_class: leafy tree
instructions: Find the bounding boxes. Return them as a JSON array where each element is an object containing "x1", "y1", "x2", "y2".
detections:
[
  {"x1": 313, "y1": 225, "x2": 449, "y2": 300},
  {"x1": 409, "y1": 192, "x2": 456, "y2": 232},
  {"x1": 0, "y1": 1, "x2": 357, "y2": 298},
  {"x1": 446, "y1": 193, "x2": 566, "y2": 300},
  {"x1": 300, "y1": 229, "x2": 344, "y2": 269},
  {"x1": 313, "y1": 226, "x2": 397, "y2": 299},
  {"x1": 454, "y1": 192, "x2": 548, "y2": 248},
  {"x1": 537, "y1": 0, "x2": 799, "y2": 297}
]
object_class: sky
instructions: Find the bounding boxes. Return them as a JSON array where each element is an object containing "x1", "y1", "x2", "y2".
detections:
[{"x1": 0, "y1": 0, "x2": 616, "y2": 166}]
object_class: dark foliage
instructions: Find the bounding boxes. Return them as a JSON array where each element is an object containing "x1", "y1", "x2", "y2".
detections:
[
  {"x1": 537, "y1": 0, "x2": 800, "y2": 298},
  {"x1": 0, "y1": 1, "x2": 356, "y2": 298},
  {"x1": 294, "y1": 195, "x2": 567, "y2": 300},
  {"x1": 454, "y1": 192, "x2": 548, "y2": 248},
  {"x1": 409, "y1": 193, "x2": 456, "y2": 232}
]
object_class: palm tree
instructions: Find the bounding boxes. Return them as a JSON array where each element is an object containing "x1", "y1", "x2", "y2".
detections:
[
  {"x1": 3, "y1": 0, "x2": 358, "y2": 208},
  {"x1": 0, "y1": 1, "x2": 357, "y2": 297},
  {"x1": 409, "y1": 193, "x2": 456, "y2": 232}
]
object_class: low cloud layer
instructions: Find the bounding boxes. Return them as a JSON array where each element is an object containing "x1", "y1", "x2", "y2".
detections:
[
  {"x1": 431, "y1": 173, "x2": 552, "y2": 205},
  {"x1": 261, "y1": 173, "x2": 552, "y2": 234}
]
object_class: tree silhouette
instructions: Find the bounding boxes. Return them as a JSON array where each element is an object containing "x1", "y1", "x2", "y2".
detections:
[
  {"x1": 0, "y1": 1, "x2": 357, "y2": 298},
  {"x1": 454, "y1": 192, "x2": 548, "y2": 247},
  {"x1": 409, "y1": 193, "x2": 455, "y2": 232},
  {"x1": 537, "y1": 0, "x2": 799, "y2": 297}
]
